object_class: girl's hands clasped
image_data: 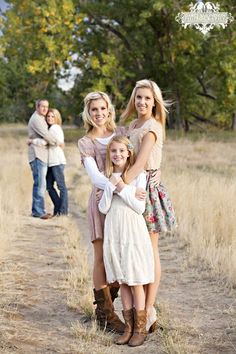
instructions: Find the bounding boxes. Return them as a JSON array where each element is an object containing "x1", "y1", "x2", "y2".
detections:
[{"x1": 109, "y1": 175, "x2": 122, "y2": 186}]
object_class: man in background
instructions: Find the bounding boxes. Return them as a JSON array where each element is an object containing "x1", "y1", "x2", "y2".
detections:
[{"x1": 28, "y1": 99, "x2": 58, "y2": 219}]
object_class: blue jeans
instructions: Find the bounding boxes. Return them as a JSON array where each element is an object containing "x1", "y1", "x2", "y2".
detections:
[
  {"x1": 46, "y1": 165, "x2": 68, "y2": 215},
  {"x1": 30, "y1": 158, "x2": 47, "y2": 217}
]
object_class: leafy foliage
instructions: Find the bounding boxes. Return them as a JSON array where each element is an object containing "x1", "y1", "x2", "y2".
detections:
[{"x1": 0, "y1": 0, "x2": 235, "y2": 130}]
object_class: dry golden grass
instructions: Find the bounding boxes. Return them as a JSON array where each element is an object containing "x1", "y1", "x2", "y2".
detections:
[
  {"x1": 60, "y1": 217, "x2": 94, "y2": 316},
  {"x1": 0, "y1": 136, "x2": 32, "y2": 351},
  {"x1": 0, "y1": 137, "x2": 31, "y2": 258},
  {"x1": 58, "y1": 204, "x2": 116, "y2": 353},
  {"x1": 71, "y1": 321, "x2": 114, "y2": 353},
  {"x1": 163, "y1": 138, "x2": 236, "y2": 285},
  {"x1": 65, "y1": 144, "x2": 92, "y2": 213},
  {"x1": 157, "y1": 303, "x2": 192, "y2": 354}
]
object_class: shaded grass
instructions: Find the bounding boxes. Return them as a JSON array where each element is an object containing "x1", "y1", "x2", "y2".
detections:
[{"x1": 167, "y1": 128, "x2": 236, "y2": 142}]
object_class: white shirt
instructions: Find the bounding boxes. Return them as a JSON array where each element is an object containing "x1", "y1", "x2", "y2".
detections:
[
  {"x1": 83, "y1": 134, "x2": 115, "y2": 189},
  {"x1": 32, "y1": 124, "x2": 66, "y2": 166},
  {"x1": 98, "y1": 172, "x2": 147, "y2": 215}
]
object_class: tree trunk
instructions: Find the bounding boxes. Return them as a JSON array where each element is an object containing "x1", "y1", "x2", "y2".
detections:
[
  {"x1": 183, "y1": 119, "x2": 189, "y2": 132},
  {"x1": 231, "y1": 113, "x2": 236, "y2": 131},
  {"x1": 175, "y1": 91, "x2": 181, "y2": 129}
]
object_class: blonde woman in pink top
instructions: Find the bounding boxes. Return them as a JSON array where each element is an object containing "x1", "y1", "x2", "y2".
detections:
[
  {"x1": 78, "y1": 92, "x2": 126, "y2": 334},
  {"x1": 120, "y1": 79, "x2": 177, "y2": 333}
]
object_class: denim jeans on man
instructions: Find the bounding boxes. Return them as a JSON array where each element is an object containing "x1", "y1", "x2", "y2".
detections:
[
  {"x1": 30, "y1": 158, "x2": 48, "y2": 217},
  {"x1": 46, "y1": 164, "x2": 68, "y2": 215}
]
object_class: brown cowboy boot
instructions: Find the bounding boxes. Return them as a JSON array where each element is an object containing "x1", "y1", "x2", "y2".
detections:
[
  {"x1": 128, "y1": 309, "x2": 147, "y2": 347},
  {"x1": 93, "y1": 287, "x2": 125, "y2": 334},
  {"x1": 116, "y1": 308, "x2": 134, "y2": 345}
]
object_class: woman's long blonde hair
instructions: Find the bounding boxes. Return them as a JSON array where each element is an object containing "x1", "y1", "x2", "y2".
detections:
[
  {"x1": 47, "y1": 108, "x2": 62, "y2": 125},
  {"x1": 105, "y1": 135, "x2": 135, "y2": 183},
  {"x1": 121, "y1": 79, "x2": 169, "y2": 133},
  {"x1": 82, "y1": 91, "x2": 116, "y2": 133}
]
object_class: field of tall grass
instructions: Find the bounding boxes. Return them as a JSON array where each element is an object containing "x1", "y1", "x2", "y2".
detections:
[
  {"x1": 0, "y1": 127, "x2": 235, "y2": 353},
  {"x1": 163, "y1": 138, "x2": 236, "y2": 285}
]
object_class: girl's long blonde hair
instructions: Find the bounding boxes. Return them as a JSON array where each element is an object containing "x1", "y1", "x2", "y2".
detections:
[
  {"x1": 121, "y1": 79, "x2": 169, "y2": 136},
  {"x1": 82, "y1": 91, "x2": 116, "y2": 133},
  {"x1": 105, "y1": 135, "x2": 135, "y2": 183}
]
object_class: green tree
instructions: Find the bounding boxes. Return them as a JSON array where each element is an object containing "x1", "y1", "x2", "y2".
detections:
[
  {"x1": 0, "y1": 0, "x2": 77, "y2": 121},
  {"x1": 0, "y1": 0, "x2": 235, "y2": 129},
  {"x1": 71, "y1": 0, "x2": 236, "y2": 129}
]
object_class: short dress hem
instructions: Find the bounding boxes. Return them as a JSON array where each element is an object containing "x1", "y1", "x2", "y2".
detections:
[{"x1": 144, "y1": 169, "x2": 177, "y2": 234}]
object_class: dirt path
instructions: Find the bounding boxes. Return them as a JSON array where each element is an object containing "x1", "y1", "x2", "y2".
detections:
[
  {"x1": 158, "y1": 235, "x2": 236, "y2": 354},
  {"x1": 0, "y1": 216, "x2": 82, "y2": 354},
  {"x1": 0, "y1": 212, "x2": 164, "y2": 354},
  {"x1": 1, "y1": 201, "x2": 235, "y2": 353}
]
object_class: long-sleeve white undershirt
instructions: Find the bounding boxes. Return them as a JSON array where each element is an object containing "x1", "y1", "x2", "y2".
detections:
[
  {"x1": 98, "y1": 172, "x2": 147, "y2": 215},
  {"x1": 83, "y1": 156, "x2": 109, "y2": 190},
  {"x1": 82, "y1": 134, "x2": 115, "y2": 190}
]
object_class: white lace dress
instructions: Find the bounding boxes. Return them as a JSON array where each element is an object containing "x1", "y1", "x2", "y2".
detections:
[{"x1": 99, "y1": 172, "x2": 154, "y2": 286}]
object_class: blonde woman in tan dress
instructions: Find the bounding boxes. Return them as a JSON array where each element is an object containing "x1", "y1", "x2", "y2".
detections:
[{"x1": 120, "y1": 80, "x2": 177, "y2": 333}]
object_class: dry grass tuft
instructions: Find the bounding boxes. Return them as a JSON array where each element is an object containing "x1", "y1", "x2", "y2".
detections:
[
  {"x1": 157, "y1": 303, "x2": 193, "y2": 354},
  {"x1": 58, "y1": 217, "x2": 93, "y2": 315},
  {"x1": 71, "y1": 320, "x2": 113, "y2": 347},
  {"x1": 64, "y1": 145, "x2": 92, "y2": 213},
  {"x1": 0, "y1": 136, "x2": 31, "y2": 257}
]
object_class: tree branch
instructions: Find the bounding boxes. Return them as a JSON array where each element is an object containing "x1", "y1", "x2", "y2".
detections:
[
  {"x1": 190, "y1": 112, "x2": 219, "y2": 126},
  {"x1": 197, "y1": 75, "x2": 217, "y2": 100},
  {"x1": 197, "y1": 92, "x2": 217, "y2": 100},
  {"x1": 87, "y1": 15, "x2": 131, "y2": 51}
]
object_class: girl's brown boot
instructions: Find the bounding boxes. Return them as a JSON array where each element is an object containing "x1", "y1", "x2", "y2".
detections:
[
  {"x1": 116, "y1": 308, "x2": 134, "y2": 345},
  {"x1": 128, "y1": 309, "x2": 147, "y2": 347}
]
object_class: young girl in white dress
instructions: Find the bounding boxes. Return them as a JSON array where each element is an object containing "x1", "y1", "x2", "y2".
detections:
[{"x1": 98, "y1": 135, "x2": 154, "y2": 347}]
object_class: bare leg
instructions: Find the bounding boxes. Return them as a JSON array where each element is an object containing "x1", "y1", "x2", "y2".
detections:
[
  {"x1": 120, "y1": 284, "x2": 133, "y2": 310},
  {"x1": 93, "y1": 239, "x2": 107, "y2": 290},
  {"x1": 145, "y1": 232, "x2": 161, "y2": 314},
  {"x1": 132, "y1": 285, "x2": 145, "y2": 310}
]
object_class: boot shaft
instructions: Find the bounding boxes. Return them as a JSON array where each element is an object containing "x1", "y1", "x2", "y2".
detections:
[
  {"x1": 133, "y1": 309, "x2": 147, "y2": 332},
  {"x1": 128, "y1": 309, "x2": 147, "y2": 347},
  {"x1": 116, "y1": 308, "x2": 134, "y2": 345},
  {"x1": 93, "y1": 287, "x2": 125, "y2": 334},
  {"x1": 93, "y1": 287, "x2": 114, "y2": 312}
]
